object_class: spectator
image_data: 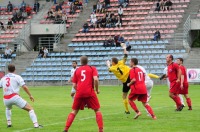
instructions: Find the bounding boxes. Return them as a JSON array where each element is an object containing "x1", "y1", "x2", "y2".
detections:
[
  {"x1": 43, "y1": 47, "x2": 48, "y2": 58},
  {"x1": 90, "y1": 12, "x2": 97, "y2": 28},
  {"x1": 7, "y1": 18, "x2": 14, "y2": 30},
  {"x1": 82, "y1": 22, "x2": 89, "y2": 33},
  {"x1": 106, "y1": 16, "x2": 111, "y2": 28},
  {"x1": 110, "y1": 15, "x2": 117, "y2": 27},
  {"x1": 20, "y1": 5, "x2": 26, "y2": 12},
  {"x1": 96, "y1": 17, "x2": 102, "y2": 28},
  {"x1": 103, "y1": 36, "x2": 114, "y2": 47},
  {"x1": 46, "y1": 9, "x2": 54, "y2": 20},
  {"x1": 123, "y1": 0, "x2": 129, "y2": 7},
  {"x1": 110, "y1": 11, "x2": 115, "y2": 18},
  {"x1": 104, "y1": 0, "x2": 110, "y2": 8},
  {"x1": 55, "y1": 3, "x2": 62, "y2": 11},
  {"x1": 21, "y1": 10, "x2": 27, "y2": 21},
  {"x1": 118, "y1": 6, "x2": 123, "y2": 17},
  {"x1": 114, "y1": 35, "x2": 120, "y2": 46},
  {"x1": 7, "y1": 1, "x2": 13, "y2": 12},
  {"x1": 118, "y1": 0, "x2": 124, "y2": 7},
  {"x1": 96, "y1": 2, "x2": 102, "y2": 13},
  {"x1": 155, "y1": 0, "x2": 160, "y2": 11},
  {"x1": 4, "y1": 47, "x2": 13, "y2": 59},
  {"x1": 115, "y1": 16, "x2": 122, "y2": 28},
  {"x1": 62, "y1": 13, "x2": 68, "y2": 23},
  {"x1": 57, "y1": 8, "x2": 62, "y2": 17},
  {"x1": 21, "y1": 0, "x2": 26, "y2": 7},
  {"x1": 26, "y1": 5, "x2": 32, "y2": 16},
  {"x1": 38, "y1": 47, "x2": 44, "y2": 58},
  {"x1": 118, "y1": 34, "x2": 125, "y2": 46},
  {"x1": 70, "y1": 3, "x2": 76, "y2": 14},
  {"x1": 33, "y1": 1, "x2": 40, "y2": 12},
  {"x1": 101, "y1": 16, "x2": 107, "y2": 28},
  {"x1": 165, "y1": 0, "x2": 173, "y2": 11},
  {"x1": 105, "y1": 12, "x2": 110, "y2": 20},
  {"x1": 101, "y1": 2, "x2": 106, "y2": 13},
  {"x1": 0, "y1": 21, "x2": 6, "y2": 31},
  {"x1": 160, "y1": 0, "x2": 165, "y2": 11},
  {"x1": 152, "y1": 30, "x2": 161, "y2": 41},
  {"x1": 12, "y1": 10, "x2": 17, "y2": 19},
  {"x1": 16, "y1": 14, "x2": 22, "y2": 22}
]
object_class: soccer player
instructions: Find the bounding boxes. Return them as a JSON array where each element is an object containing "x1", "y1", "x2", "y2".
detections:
[
  {"x1": 166, "y1": 54, "x2": 184, "y2": 111},
  {"x1": 127, "y1": 58, "x2": 156, "y2": 119},
  {"x1": 176, "y1": 58, "x2": 192, "y2": 110},
  {"x1": 0, "y1": 64, "x2": 42, "y2": 128},
  {"x1": 162, "y1": 67, "x2": 185, "y2": 106},
  {"x1": 68, "y1": 61, "x2": 78, "y2": 100},
  {"x1": 63, "y1": 56, "x2": 103, "y2": 132},
  {"x1": 106, "y1": 48, "x2": 131, "y2": 114}
]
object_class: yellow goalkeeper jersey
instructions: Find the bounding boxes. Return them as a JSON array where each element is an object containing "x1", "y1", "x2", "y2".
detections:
[{"x1": 109, "y1": 56, "x2": 130, "y2": 83}]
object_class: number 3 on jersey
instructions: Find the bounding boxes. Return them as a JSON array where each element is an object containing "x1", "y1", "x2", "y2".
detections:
[
  {"x1": 6, "y1": 77, "x2": 10, "y2": 87},
  {"x1": 81, "y1": 70, "x2": 86, "y2": 82}
]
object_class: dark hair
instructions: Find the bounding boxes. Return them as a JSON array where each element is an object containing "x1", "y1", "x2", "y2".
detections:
[
  {"x1": 8, "y1": 64, "x2": 15, "y2": 73},
  {"x1": 130, "y1": 58, "x2": 138, "y2": 65},
  {"x1": 177, "y1": 58, "x2": 183, "y2": 63},
  {"x1": 81, "y1": 56, "x2": 88, "y2": 65},
  {"x1": 72, "y1": 61, "x2": 77, "y2": 64},
  {"x1": 112, "y1": 57, "x2": 118, "y2": 64},
  {"x1": 169, "y1": 54, "x2": 173, "y2": 60}
]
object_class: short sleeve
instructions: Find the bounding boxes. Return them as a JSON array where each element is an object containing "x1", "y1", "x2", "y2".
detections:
[
  {"x1": 70, "y1": 69, "x2": 74, "y2": 77},
  {"x1": 18, "y1": 76, "x2": 25, "y2": 87},
  {"x1": 174, "y1": 63, "x2": 180, "y2": 72},
  {"x1": 92, "y1": 67, "x2": 98, "y2": 77},
  {"x1": 72, "y1": 70, "x2": 77, "y2": 83}
]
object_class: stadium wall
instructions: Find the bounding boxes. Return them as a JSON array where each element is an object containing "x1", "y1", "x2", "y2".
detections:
[{"x1": 191, "y1": 19, "x2": 200, "y2": 30}]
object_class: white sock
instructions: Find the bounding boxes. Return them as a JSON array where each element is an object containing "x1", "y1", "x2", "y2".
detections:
[
  {"x1": 29, "y1": 110, "x2": 38, "y2": 127},
  {"x1": 6, "y1": 108, "x2": 12, "y2": 125},
  {"x1": 179, "y1": 95, "x2": 185, "y2": 105}
]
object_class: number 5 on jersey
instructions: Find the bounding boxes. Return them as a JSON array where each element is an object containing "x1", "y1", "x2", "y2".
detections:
[{"x1": 81, "y1": 70, "x2": 86, "y2": 82}]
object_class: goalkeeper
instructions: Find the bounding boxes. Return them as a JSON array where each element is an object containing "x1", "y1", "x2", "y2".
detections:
[{"x1": 106, "y1": 47, "x2": 131, "y2": 114}]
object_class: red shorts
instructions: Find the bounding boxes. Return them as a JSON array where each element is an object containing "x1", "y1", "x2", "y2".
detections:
[
  {"x1": 179, "y1": 83, "x2": 189, "y2": 94},
  {"x1": 72, "y1": 94, "x2": 100, "y2": 110},
  {"x1": 169, "y1": 82, "x2": 180, "y2": 94},
  {"x1": 129, "y1": 93, "x2": 147, "y2": 103}
]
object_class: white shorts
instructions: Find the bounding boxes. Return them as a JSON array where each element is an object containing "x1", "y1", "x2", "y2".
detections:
[
  {"x1": 4, "y1": 95, "x2": 27, "y2": 109},
  {"x1": 146, "y1": 80, "x2": 153, "y2": 90},
  {"x1": 71, "y1": 87, "x2": 76, "y2": 94}
]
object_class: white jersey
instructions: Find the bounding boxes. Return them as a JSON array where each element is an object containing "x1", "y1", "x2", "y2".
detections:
[
  {"x1": 163, "y1": 67, "x2": 170, "y2": 88},
  {"x1": 137, "y1": 65, "x2": 152, "y2": 85},
  {"x1": 70, "y1": 67, "x2": 78, "y2": 78},
  {"x1": 0, "y1": 73, "x2": 25, "y2": 96}
]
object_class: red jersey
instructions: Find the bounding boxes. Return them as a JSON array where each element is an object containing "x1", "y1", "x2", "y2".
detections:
[
  {"x1": 179, "y1": 65, "x2": 188, "y2": 84},
  {"x1": 129, "y1": 67, "x2": 147, "y2": 94},
  {"x1": 73, "y1": 65, "x2": 98, "y2": 98},
  {"x1": 167, "y1": 62, "x2": 179, "y2": 83}
]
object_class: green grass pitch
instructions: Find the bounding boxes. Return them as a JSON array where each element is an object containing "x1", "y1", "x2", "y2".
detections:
[{"x1": 0, "y1": 85, "x2": 200, "y2": 132}]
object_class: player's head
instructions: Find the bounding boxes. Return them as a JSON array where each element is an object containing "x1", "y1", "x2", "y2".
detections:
[
  {"x1": 166, "y1": 54, "x2": 173, "y2": 63},
  {"x1": 8, "y1": 64, "x2": 15, "y2": 73},
  {"x1": 80, "y1": 56, "x2": 88, "y2": 65},
  {"x1": 72, "y1": 61, "x2": 77, "y2": 68},
  {"x1": 176, "y1": 58, "x2": 183, "y2": 65},
  {"x1": 130, "y1": 58, "x2": 138, "y2": 67},
  {"x1": 111, "y1": 57, "x2": 118, "y2": 65}
]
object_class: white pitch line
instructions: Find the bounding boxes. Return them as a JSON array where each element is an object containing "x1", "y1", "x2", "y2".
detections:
[{"x1": 14, "y1": 106, "x2": 169, "y2": 132}]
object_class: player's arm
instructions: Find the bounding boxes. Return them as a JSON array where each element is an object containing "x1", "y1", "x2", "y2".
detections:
[
  {"x1": 68, "y1": 77, "x2": 72, "y2": 83},
  {"x1": 72, "y1": 83, "x2": 77, "y2": 90},
  {"x1": 148, "y1": 73, "x2": 159, "y2": 79},
  {"x1": 122, "y1": 49, "x2": 128, "y2": 64},
  {"x1": 176, "y1": 65, "x2": 181, "y2": 82},
  {"x1": 93, "y1": 76, "x2": 100, "y2": 94},
  {"x1": 180, "y1": 67, "x2": 184, "y2": 89},
  {"x1": 22, "y1": 85, "x2": 34, "y2": 102},
  {"x1": 127, "y1": 78, "x2": 136, "y2": 87}
]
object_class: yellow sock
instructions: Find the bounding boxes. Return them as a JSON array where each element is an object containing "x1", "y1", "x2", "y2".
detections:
[{"x1": 123, "y1": 99, "x2": 129, "y2": 112}]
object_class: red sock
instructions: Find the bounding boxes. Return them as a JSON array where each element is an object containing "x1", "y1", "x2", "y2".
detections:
[
  {"x1": 186, "y1": 98, "x2": 192, "y2": 107},
  {"x1": 129, "y1": 100, "x2": 139, "y2": 113},
  {"x1": 145, "y1": 104, "x2": 155, "y2": 116},
  {"x1": 172, "y1": 96, "x2": 182, "y2": 108},
  {"x1": 64, "y1": 113, "x2": 76, "y2": 131},
  {"x1": 96, "y1": 112, "x2": 103, "y2": 131}
]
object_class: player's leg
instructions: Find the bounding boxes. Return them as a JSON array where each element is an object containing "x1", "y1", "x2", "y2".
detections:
[
  {"x1": 94, "y1": 109, "x2": 103, "y2": 132},
  {"x1": 142, "y1": 102, "x2": 156, "y2": 119},
  {"x1": 5, "y1": 107, "x2": 12, "y2": 127},
  {"x1": 146, "y1": 81, "x2": 153, "y2": 102},
  {"x1": 64, "y1": 110, "x2": 79, "y2": 132},
  {"x1": 179, "y1": 94, "x2": 185, "y2": 106},
  {"x1": 169, "y1": 92, "x2": 183, "y2": 111},
  {"x1": 184, "y1": 94, "x2": 192, "y2": 110},
  {"x1": 128, "y1": 95, "x2": 141, "y2": 119},
  {"x1": 71, "y1": 87, "x2": 76, "y2": 100},
  {"x1": 23, "y1": 103, "x2": 42, "y2": 128},
  {"x1": 122, "y1": 82, "x2": 130, "y2": 114}
]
